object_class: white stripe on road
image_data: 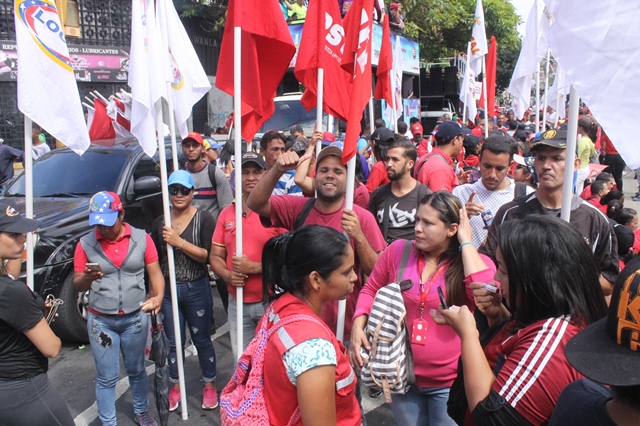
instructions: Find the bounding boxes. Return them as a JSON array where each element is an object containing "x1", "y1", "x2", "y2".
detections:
[{"x1": 73, "y1": 323, "x2": 229, "y2": 426}]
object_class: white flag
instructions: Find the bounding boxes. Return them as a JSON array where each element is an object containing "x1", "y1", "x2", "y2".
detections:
[
  {"x1": 469, "y1": 0, "x2": 488, "y2": 75},
  {"x1": 507, "y1": 1, "x2": 538, "y2": 120},
  {"x1": 546, "y1": 64, "x2": 568, "y2": 119},
  {"x1": 156, "y1": 0, "x2": 211, "y2": 139},
  {"x1": 460, "y1": 43, "x2": 478, "y2": 121},
  {"x1": 544, "y1": 0, "x2": 640, "y2": 168},
  {"x1": 129, "y1": 0, "x2": 166, "y2": 157},
  {"x1": 389, "y1": 35, "x2": 403, "y2": 128},
  {"x1": 14, "y1": 0, "x2": 89, "y2": 154}
]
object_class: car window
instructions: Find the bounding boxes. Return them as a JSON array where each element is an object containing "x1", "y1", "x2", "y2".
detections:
[{"x1": 5, "y1": 150, "x2": 130, "y2": 197}]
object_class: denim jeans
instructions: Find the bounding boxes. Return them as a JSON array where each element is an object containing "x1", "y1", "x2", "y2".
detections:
[
  {"x1": 228, "y1": 296, "x2": 266, "y2": 359},
  {"x1": 88, "y1": 310, "x2": 149, "y2": 426},
  {"x1": 390, "y1": 385, "x2": 456, "y2": 426},
  {"x1": 161, "y1": 275, "x2": 216, "y2": 383}
]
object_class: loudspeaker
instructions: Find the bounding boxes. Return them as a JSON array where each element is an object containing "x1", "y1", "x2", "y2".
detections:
[
  {"x1": 444, "y1": 66, "x2": 458, "y2": 96},
  {"x1": 428, "y1": 67, "x2": 443, "y2": 96}
]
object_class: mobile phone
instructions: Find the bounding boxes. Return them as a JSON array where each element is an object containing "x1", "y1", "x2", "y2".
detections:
[
  {"x1": 437, "y1": 286, "x2": 448, "y2": 310},
  {"x1": 86, "y1": 263, "x2": 102, "y2": 273},
  {"x1": 483, "y1": 283, "x2": 499, "y2": 293}
]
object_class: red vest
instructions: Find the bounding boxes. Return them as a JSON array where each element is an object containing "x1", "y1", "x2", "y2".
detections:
[{"x1": 263, "y1": 293, "x2": 360, "y2": 426}]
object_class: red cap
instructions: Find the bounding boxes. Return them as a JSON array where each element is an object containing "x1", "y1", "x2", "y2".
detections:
[
  {"x1": 411, "y1": 123, "x2": 424, "y2": 135},
  {"x1": 182, "y1": 132, "x2": 203, "y2": 146},
  {"x1": 390, "y1": 2, "x2": 399, "y2": 10},
  {"x1": 322, "y1": 131, "x2": 335, "y2": 143}
]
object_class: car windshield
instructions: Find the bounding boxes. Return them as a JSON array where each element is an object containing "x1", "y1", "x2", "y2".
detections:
[
  {"x1": 5, "y1": 149, "x2": 130, "y2": 197},
  {"x1": 258, "y1": 99, "x2": 319, "y2": 134}
]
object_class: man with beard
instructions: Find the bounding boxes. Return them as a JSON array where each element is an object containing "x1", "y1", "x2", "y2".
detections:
[
  {"x1": 247, "y1": 144, "x2": 386, "y2": 342},
  {"x1": 453, "y1": 136, "x2": 531, "y2": 248},
  {"x1": 480, "y1": 129, "x2": 619, "y2": 296},
  {"x1": 369, "y1": 137, "x2": 431, "y2": 244}
]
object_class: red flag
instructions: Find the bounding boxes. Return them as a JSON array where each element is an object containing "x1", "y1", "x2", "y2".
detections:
[
  {"x1": 89, "y1": 99, "x2": 116, "y2": 141},
  {"x1": 373, "y1": 15, "x2": 393, "y2": 106},
  {"x1": 341, "y1": 0, "x2": 374, "y2": 164},
  {"x1": 295, "y1": 0, "x2": 352, "y2": 122},
  {"x1": 479, "y1": 36, "x2": 497, "y2": 118},
  {"x1": 215, "y1": 0, "x2": 295, "y2": 142}
]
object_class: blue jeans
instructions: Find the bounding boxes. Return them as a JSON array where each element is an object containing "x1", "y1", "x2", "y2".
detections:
[
  {"x1": 227, "y1": 296, "x2": 266, "y2": 359},
  {"x1": 88, "y1": 310, "x2": 149, "y2": 426},
  {"x1": 390, "y1": 386, "x2": 456, "y2": 426},
  {"x1": 161, "y1": 275, "x2": 216, "y2": 383}
]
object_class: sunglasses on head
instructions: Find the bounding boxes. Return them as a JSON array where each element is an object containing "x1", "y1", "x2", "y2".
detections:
[{"x1": 168, "y1": 186, "x2": 192, "y2": 196}]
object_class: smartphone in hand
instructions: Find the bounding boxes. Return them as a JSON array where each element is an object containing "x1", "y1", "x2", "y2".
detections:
[
  {"x1": 86, "y1": 263, "x2": 102, "y2": 273},
  {"x1": 437, "y1": 286, "x2": 448, "y2": 310}
]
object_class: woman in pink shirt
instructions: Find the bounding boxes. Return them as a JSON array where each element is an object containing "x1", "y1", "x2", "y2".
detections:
[{"x1": 350, "y1": 191, "x2": 495, "y2": 425}]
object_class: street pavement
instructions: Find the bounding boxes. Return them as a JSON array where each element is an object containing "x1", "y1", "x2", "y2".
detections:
[{"x1": 46, "y1": 172, "x2": 640, "y2": 426}]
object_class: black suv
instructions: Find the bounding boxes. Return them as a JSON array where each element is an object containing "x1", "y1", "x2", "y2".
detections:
[{"x1": 3, "y1": 139, "x2": 173, "y2": 342}]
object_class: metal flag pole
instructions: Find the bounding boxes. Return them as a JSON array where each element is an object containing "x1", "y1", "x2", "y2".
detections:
[
  {"x1": 542, "y1": 49, "x2": 551, "y2": 129},
  {"x1": 482, "y1": 59, "x2": 489, "y2": 139},
  {"x1": 316, "y1": 68, "x2": 325, "y2": 159},
  {"x1": 560, "y1": 86, "x2": 579, "y2": 222},
  {"x1": 24, "y1": 116, "x2": 34, "y2": 290},
  {"x1": 233, "y1": 25, "x2": 244, "y2": 362},
  {"x1": 535, "y1": 0, "x2": 541, "y2": 132},
  {"x1": 165, "y1": 85, "x2": 179, "y2": 171}
]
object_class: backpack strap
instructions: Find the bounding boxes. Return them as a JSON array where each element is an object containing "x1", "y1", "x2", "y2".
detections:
[
  {"x1": 207, "y1": 162, "x2": 218, "y2": 193},
  {"x1": 395, "y1": 240, "x2": 413, "y2": 283},
  {"x1": 413, "y1": 152, "x2": 449, "y2": 179},
  {"x1": 293, "y1": 198, "x2": 317, "y2": 230},
  {"x1": 513, "y1": 181, "x2": 527, "y2": 201}
]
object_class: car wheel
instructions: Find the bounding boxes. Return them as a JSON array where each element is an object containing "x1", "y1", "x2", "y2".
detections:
[{"x1": 50, "y1": 273, "x2": 89, "y2": 343}]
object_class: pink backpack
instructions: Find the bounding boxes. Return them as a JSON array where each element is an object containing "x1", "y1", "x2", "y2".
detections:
[{"x1": 220, "y1": 311, "x2": 325, "y2": 426}]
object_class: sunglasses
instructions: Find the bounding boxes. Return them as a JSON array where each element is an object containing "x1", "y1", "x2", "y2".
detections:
[{"x1": 168, "y1": 186, "x2": 192, "y2": 196}]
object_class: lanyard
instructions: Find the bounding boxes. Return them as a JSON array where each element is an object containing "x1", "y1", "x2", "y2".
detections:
[{"x1": 417, "y1": 255, "x2": 446, "y2": 318}]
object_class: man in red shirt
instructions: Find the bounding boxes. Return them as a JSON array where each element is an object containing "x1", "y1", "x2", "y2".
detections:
[
  {"x1": 601, "y1": 131, "x2": 626, "y2": 191},
  {"x1": 411, "y1": 123, "x2": 432, "y2": 158},
  {"x1": 414, "y1": 121, "x2": 470, "y2": 192}
]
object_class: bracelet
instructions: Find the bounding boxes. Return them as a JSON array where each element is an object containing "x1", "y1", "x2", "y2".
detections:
[
  {"x1": 178, "y1": 239, "x2": 186, "y2": 250},
  {"x1": 459, "y1": 241, "x2": 473, "y2": 251}
]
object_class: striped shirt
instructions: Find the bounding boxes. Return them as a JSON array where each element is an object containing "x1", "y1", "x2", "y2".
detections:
[{"x1": 272, "y1": 169, "x2": 303, "y2": 196}]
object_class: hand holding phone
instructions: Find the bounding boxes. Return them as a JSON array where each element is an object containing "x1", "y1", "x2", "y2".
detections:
[
  {"x1": 86, "y1": 263, "x2": 102, "y2": 273},
  {"x1": 437, "y1": 286, "x2": 448, "y2": 310}
]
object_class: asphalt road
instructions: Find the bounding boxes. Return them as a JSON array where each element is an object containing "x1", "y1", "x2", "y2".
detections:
[{"x1": 47, "y1": 286, "x2": 395, "y2": 426}]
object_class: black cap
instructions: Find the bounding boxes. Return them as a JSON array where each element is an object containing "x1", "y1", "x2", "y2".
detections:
[
  {"x1": 0, "y1": 199, "x2": 41, "y2": 233},
  {"x1": 530, "y1": 129, "x2": 568, "y2": 151},
  {"x1": 371, "y1": 127, "x2": 394, "y2": 145},
  {"x1": 241, "y1": 152, "x2": 266, "y2": 169}
]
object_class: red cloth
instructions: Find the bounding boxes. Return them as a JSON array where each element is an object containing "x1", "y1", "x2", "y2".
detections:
[
  {"x1": 365, "y1": 161, "x2": 390, "y2": 193},
  {"x1": 354, "y1": 181, "x2": 370, "y2": 209},
  {"x1": 215, "y1": 0, "x2": 295, "y2": 142},
  {"x1": 459, "y1": 155, "x2": 479, "y2": 168},
  {"x1": 296, "y1": 0, "x2": 351, "y2": 121},
  {"x1": 73, "y1": 224, "x2": 158, "y2": 271},
  {"x1": 587, "y1": 197, "x2": 608, "y2": 215},
  {"x1": 416, "y1": 138, "x2": 431, "y2": 158},
  {"x1": 340, "y1": 0, "x2": 374, "y2": 164},
  {"x1": 633, "y1": 229, "x2": 640, "y2": 254},
  {"x1": 479, "y1": 36, "x2": 497, "y2": 116},
  {"x1": 212, "y1": 205, "x2": 285, "y2": 303},
  {"x1": 416, "y1": 148, "x2": 458, "y2": 192},
  {"x1": 373, "y1": 15, "x2": 393, "y2": 106},
  {"x1": 603, "y1": 133, "x2": 619, "y2": 155},
  {"x1": 579, "y1": 184, "x2": 592, "y2": 200},
  {"x1": 88, "y1": 99, "x2": 116, "y2": 141},
  {"x1": 264, "y1": 293, "x2": 360, "y2": 426},
  {"x1": 471, "y1": 126, "x2": 483, "y2": 137}
]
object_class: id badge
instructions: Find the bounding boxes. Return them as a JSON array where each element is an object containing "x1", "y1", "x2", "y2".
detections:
[{"x1": 410, "y1": 318, "x2": 428, "y2": 345}]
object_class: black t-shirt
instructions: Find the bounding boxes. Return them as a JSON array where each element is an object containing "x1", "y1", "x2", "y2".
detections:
[
  {"x1": 152, "y1": 209, "x2": 215, "y2": 282},
  {"x1": 369, "y1": 181, "x2": 431, "y2": 242},
  {"x1": 0, "y1": 277, "x2": 48, "y2": 381},
  {"x1": 549, "y1": 379, "x2": 616, "y2": 426}
]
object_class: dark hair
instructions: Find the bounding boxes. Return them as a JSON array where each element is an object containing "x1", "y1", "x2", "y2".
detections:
[
  {"x1": 463, "y1": 135, "x2": 479, "y2": 157},
  {"x1": 373, "y1": 137, "x2": 391, "y2": 162},
  {"x1": 374, "y1": 118, "x2": 386, "y2": 129},
  {"x1": 479, "y1": 135, "x2": 516, "y2": 160},
  {"x1": 219, "y1": 139, "x2": 247, "y2": 165},
  {"x1": 595, "y1": 172, "x2": 613, "y2": 182},
  {"x1": 260, "y1": 130, "x2": 286, "y2": 151},
  {"x1": 389, "y1": 138, "x2": 417, "y2": 162},
  {"x1": 419, "y1": 192, "x2": 465, "y2": 306},
  {"x1": 591, "y1": 180, "x2": 607, "y2": 197},
  {"x1": 498, "y1": 216, "x2": 607, "y2": 327},
  {"x1": 578, "y1": 117, "x2": 598, "y2": 142},
  {"x1": 409, "y1": 117, "x2": 419, "y2": 125},
  {"x1": 290, "y1": 125, "x2": 304, "y2": 135},
  {"x1": 285, "y1": 135, "x2": 296, "y2": 150},
  {"x1": 600, "y1": 189, "x2": 623, "y2": 206},
  {"x1": 613, "y1": 208, "x2": 637, "y2": 227},
  {"x1": 607, "y1": 200, "x2": 624, "y2": 219},
  {"x1": 397, "y1": 121, "x2": 408, "y2": 134},
  {"x1": 262, "y1": 225, "x2": 350, "y2": 301},
  {"x1": 203, "y1": 122, "x2": 212, "y2": 136}
]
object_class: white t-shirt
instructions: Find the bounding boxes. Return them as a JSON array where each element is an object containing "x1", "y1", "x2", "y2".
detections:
[
  {"x1": 32, "y1": 143, "x2": 50, "y2": 160},
  {"x1": 452, "y1": 179, "x2": 533, "y2": 248}
]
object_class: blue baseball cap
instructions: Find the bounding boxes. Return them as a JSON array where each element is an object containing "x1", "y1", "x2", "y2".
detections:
[
  {"x1": 88, "y1": 191, "x2": 123, "y2": 226},
  {"x1": 167, "y1": 170, "x2": 195, "y2": 189}
]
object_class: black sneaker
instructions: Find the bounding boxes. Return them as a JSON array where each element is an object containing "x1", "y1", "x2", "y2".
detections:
[{"x1": 134, "y1": 411, "x2": 158, "y2": 426}]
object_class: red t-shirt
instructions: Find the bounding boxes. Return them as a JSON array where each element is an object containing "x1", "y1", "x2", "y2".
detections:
[
  {"x1": 579, "y1": 184, "x2": 592, "y2": 200},
  {"x1": 633, "y1": 229, "x2": 640, "y2": 254},
  {"x1": 73, "y1": 224, "x2": 158, "y2": 272},
  {"x1": 416, "y1": 138, "x2": 431, "y2": 158},
  {"x1": 265, "y1": 196, "x2": 387, "y2": 340},
  {"x1": 603, "y1": 134, "x2": 619, "y2": 155},
  {"x1": 485, "y1": 317, "x2": 584, "y2": 425},
  {"x1": 354, "y1": 182, "x2": 370, "y2": 210},
  {"x1": 365, "y1": 161, "x2": 390, "y2": 193},
  {"x1": 417, "y1": 148, "x2": 458, "y2": 192},
  {"x1": 212, "y1": 205, "x2": 285, "y2": 303}
]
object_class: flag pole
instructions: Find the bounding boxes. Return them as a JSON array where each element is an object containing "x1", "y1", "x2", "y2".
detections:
[
  {"x1": 560, "y1": 85, "x2": 579, "y2": 222},
  {"x1": 155, "y1": 103, "x2": 189, "y2": 419},
  {"x1": 482, "y1": 59, "x2": 489, "y2": 139},
  {"x1": 24, "y1": 116, "x2": 34, "y2": 290},
  {"x1": 316, "y1": 67, "x2": 325, "y2": 158},
  {"x1": 165, "y1": 85, "x2": 179, "y2": 171},
  {"x1": 535, "y1": 0, "x2": 540, "y2": 132},
  {"x1": 233, "y1": 25, "x2": 244, "y2": 361},
  {"x1": 542, "y1": 49, "x2": 551, "y2": 130},
  {"x1": 337, "y1": 154, "x2": 356, "y2": 342}
]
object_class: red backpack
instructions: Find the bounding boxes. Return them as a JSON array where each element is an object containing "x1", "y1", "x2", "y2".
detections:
[{"x1": 220, "y1": 311, "x2": 326, "y2": 425}]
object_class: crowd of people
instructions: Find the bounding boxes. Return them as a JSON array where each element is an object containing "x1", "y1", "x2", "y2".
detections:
[{"x1": 3, "y1": 104, "x2": 640, "y2": 426}]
